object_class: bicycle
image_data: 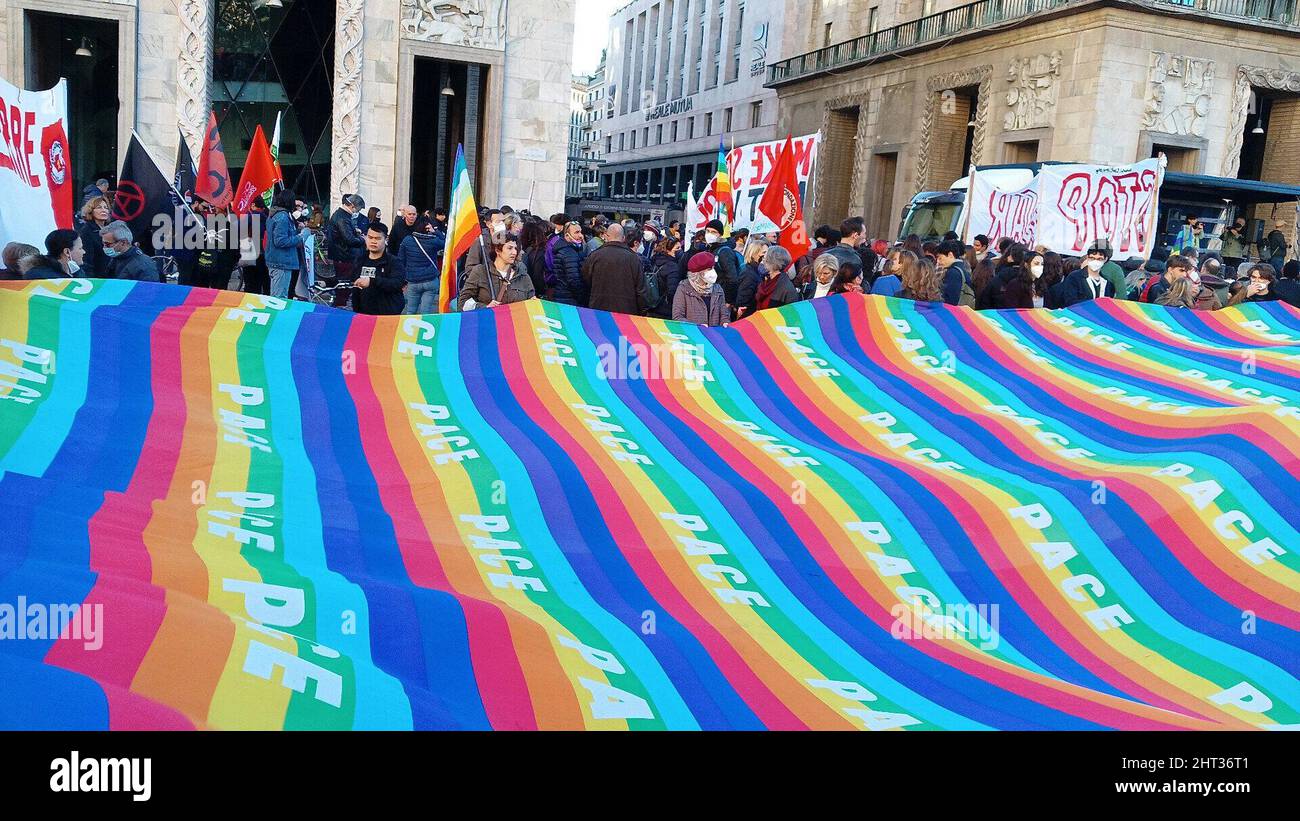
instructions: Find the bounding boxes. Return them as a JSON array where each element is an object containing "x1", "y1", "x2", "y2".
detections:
[
  {"x1": 306, "y1": 278, "x2": 356, "y2": 309},
  {"x1": 152, "y1": 255, "x2": 180, "y2": 284}
]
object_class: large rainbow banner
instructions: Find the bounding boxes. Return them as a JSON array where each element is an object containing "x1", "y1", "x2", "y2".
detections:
[{"x1": 1, "y1": 279, "x2": 1298, "y2": 730}]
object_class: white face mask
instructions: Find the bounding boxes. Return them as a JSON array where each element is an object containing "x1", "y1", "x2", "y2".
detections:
[
  {"x1": 643, "y1": 230, "x2": 655, "y2": 243},
  {"x1": 1030, "y1": 263, "x2": 1043, "y2": 279},
  {"x1": 705, "y1": 231, "x2": 720, "y2": 244},
  {"x1": 68, "y1": 260, "x2": 81, "y2": 275},
  {"x1": 292, "y1": 209, "x2": 303, "y2": 220},
  {"x1": 1086, "y1": 259, "x2": 1104, "y2": 273},
  {"x1": 701, "y1": 269, "x2": 718, "y2": 285},
  {"x1": 492, "y1": 221, "x2": 505, "y2": 233}
]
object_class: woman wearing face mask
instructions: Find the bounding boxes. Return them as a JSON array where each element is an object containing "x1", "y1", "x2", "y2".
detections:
[
  {"x1": 672, "y1": 251, "x2": 726, "y2": 325},
  {"x1": 23, "y1": 229, "x2": 85, "y2": 280},
  {"x1": 734, "y1": 237, "x2": 769, "y2": 319},
  {"x1": 801, "y1": 253, "x2": 841, "y2": 300},
  {"x1": 997, "y1": 251, "x2": 1037, "y2": 309}
]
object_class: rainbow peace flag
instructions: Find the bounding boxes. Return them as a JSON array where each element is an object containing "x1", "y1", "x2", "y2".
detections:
[
  {"x1": 716, "y1": 136, "x2": 733, "y2": 236},
  {"x1": 440, "y1": 144, "x2": 480, "y2": 313},
  {"x1": 1, "y1": 278, "x2": 1298, "y2": 730}
]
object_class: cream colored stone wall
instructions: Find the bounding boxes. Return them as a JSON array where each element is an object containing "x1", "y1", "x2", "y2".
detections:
[
  {"x1": 497, "y1": 0, "x2": 575, "y2": 214},
  {"x1": 136, "y1": 0, "x2": 180, "y2": 168},
  {"x1": 775, "y1": 7, "x2": 1300, "y2": 231},
  {"x1": 358, "y1": 0, "x2": 400, "y2": 214}
]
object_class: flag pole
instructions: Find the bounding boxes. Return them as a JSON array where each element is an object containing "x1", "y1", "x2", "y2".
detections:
[{"x1": 129, "y1": 128, "x2": 202, "y2": 231}]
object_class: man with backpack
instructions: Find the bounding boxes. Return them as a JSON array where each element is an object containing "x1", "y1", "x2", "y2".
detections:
[{"x1": 935, "y1": 239, "x2": 975, "y2": 307}]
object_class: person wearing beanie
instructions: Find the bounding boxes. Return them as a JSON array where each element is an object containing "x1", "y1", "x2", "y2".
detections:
[
  {"x1": 703, "y1": 218, "x2": 741, "y2": 312},
  {"x1": 673, "y1": 251, "x2": 726, "y2": 325}
]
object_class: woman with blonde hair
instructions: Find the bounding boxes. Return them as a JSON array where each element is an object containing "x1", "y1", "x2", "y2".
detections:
[
  {"x1": 897, "y1": 255, "x2": 944, "y2": 302},
  {"x1": 800, "y1": 252, "x2": 840, "y2": 300},
  {"x1": 78, "y1": 195, "x2": 113, "y2": 277},
  {"x1": 734, "y1": 237, "x2": 770, "y2": 318},
  {"x1": 1157, "y1": 277, "x2": 1198, "y2": 309},
  {"x1": 872, "y1": 249, "x2": 917, "y2": 297}
]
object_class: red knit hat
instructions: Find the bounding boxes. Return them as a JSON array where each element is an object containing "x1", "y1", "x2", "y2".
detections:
[{"x1": 687, "y1": 251, "x2": 716, "y2": 273}]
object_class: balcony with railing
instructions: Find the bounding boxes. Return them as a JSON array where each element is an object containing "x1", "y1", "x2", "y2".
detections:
[{"x1": 766, "y1": 0, "x2": 1300, "y2": 87}]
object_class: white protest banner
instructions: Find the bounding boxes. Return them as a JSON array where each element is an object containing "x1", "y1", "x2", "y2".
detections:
[
  {"x1": 963, "y1": 159, "x2": 1164, "y2": 259},
  {"x1": 964, "y1": 170, "x2": 1039, "y2": 247},
  {"x1": 1036, "y1": 159, "x2": 1163, "y2": 258},
  {"x1": 0, "y1": 77, "x2": 74, "y2": 247},
  {"x1": 725, "y1": 133, "x2": 819, "y2": 233}
]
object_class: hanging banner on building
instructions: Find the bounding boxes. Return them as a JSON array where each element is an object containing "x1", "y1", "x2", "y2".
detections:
[
  {"x1": 964, "y1": 158, "x2": 1164, "y2": 258},
  {"x1": 686, "y1": 133, "x2": 820, "y2": 234},
  {"x1": 0, "y1": 76, "x2": 73, "y2": 247}
]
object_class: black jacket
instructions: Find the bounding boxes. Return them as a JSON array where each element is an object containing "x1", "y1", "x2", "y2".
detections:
[
  {"x1": 582, "y1": 242, "x2": 646, "y2": 314},
  {"x1": 351, "y1": 252, "x2": 404, "y2": 315},
  {"x1": 708, "y1": 241, "x2": 742, "y2": 306},
  {"x1": 1059, "y1": 269, "x2": 1115, "y2": 306},
  {"x1": 328, "y1": 207, "x2": 365, "y2": 262},
  {"x1": 78, "y1": 221, "x2": 111, "y2": 278},
  {"x1": 551, "y1": 240, "x2": 587, "y2": 306},
  {"x1": 649, "y1": 250, "x2": 677, "y2": 318},
  {"x1": 735, "y1": 261, "x2": 765, "y2": 317},
  {"x1": 22, "y1": 256, "x2": 71, "y2": 280}
]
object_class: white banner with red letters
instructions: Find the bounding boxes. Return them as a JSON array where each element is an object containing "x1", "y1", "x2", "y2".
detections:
[
  {"x1": 0, "y1": 76, "x2": 74, "y2": 248},
  {"x1": 964, "y1": 158, "x2": 1164, "y2": 259},
  {"x1": 687, "y1": 133, "x2": 819, "y2": 233}
]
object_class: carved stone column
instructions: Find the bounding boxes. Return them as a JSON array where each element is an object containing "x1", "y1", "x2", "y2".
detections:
[
  {"x1": 176, "y1": 0, "x2": 212, "y2": 156},
  {"x1": 332, "y1": 0, "x2": 365, "y2": 207}
]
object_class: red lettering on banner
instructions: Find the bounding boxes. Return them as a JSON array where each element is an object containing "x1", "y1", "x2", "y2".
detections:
[
  {"x1": 1054, "y1": 169, "x2": 1156, "y2": 253},
  {"x1": 986, "y1": 188, "x2": 1038, "y2": 246},
  {"x1": 0, "y1": 98, "x2": 39, "y2": 188}
]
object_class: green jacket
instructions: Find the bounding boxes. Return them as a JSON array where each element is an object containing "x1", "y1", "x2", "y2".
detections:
[
  {"x1": 1101, "y1": 260, "x2": 1127, "y2": 300},
  {"x1": 1220, "y1": 227, "x2": 1246, "y2": 258}
]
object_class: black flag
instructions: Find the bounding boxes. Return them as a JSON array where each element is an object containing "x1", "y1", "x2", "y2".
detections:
[
  {"x1": 113, "y1": 133, "x2": 199, "y2": 255},
  {"x1": 174, "y1": 130, "x2": 197, "y2": 206}
]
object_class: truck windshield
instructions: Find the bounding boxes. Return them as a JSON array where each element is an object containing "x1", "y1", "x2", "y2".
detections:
[{"x1": 901, "y1": 203, "x2": 961, "y2": 240}]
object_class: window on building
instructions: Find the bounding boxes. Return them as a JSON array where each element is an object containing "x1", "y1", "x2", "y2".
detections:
[
  {"x1": 631, "y1": 130, "x2": 637, "y2": 149},
  {"x1": 750, "y1": 100, "x2": 761, "y2": 128},
  {"x1": 656, "y1": 123, "x2": 663, "y2": 144},
  {"x1": 619, "y1": 132, "x2": 626, "y2": 151},
  {"x1": 706, "y1": 112, "x2": 713, "y2": 135},
  {"x1": 671, "y1": 120, "x2": 678, "y2": 141},
  {"x1": 868, "y1": 6, "x2": 879, "y2": 32},
  {"x1": 922, "y1": 0, "x2": 934, "y2": 15},
  {"x1": 688, "y1": 116, "x2": 695, "y2": 138},
  {"x1": 736, "y1": 3, "x2": 745, "y2": 46},
  {"x1": 823, "y1": 22, "x2": 833, "y2": 47},
  {"x1": 606, "y1": 136, "x2": 612, "y2": 154},
  {"x1": 724, "y1": 107, "x2": 733, "y2": 132}
]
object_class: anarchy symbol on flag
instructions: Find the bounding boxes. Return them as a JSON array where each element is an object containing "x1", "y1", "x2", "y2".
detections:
[{"x1": 113, "y1": 181, "x2": 146, "y2": 221}]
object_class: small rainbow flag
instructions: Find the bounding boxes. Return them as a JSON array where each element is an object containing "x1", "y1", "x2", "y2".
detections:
[
  {"x1": 715, "y1": 136, "x2": 734, "y2": 237},
  {"x1": 440, "y1": 144, "x2": 481, "y2": 313}
]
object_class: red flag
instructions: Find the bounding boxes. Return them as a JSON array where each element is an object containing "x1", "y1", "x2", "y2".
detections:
[
  {"x1": 757, "y1": 135, "x2": 810, "y2": 260},
  {"x1": 40, "y1": 120, "x2": 73, "y2": 229},
  {"x1": 196, "y1": 111, "x2": 233, "y2": 209},
  {"x1": 232, "y1": 125, "x2": 276, "y2": 214}
]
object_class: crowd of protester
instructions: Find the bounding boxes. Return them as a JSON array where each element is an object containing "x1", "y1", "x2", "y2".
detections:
[{"x1": 5, "y1": 195, "x2": 1299, "y2": 323}]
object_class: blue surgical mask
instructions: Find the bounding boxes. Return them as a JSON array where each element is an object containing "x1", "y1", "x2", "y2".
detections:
[{"x1": 103, "y1": 245, "x2": 121, "y2": 258}]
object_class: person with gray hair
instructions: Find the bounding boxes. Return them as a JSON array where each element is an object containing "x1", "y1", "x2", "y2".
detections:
[
  {"x1": 750, "y1": 244, "x2": 800, "y2": 314},
  {"x1": 102, "y1": 220, "x2": 159, "y2": 281},
  {"x1": 1, "y1": 241, "x2": 40, "y2": 280}
]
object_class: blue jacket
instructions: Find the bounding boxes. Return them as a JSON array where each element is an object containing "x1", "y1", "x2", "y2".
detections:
[
  {"x1": 264, "y1": 208, "x2": 301, "y2": 270},
  {"x1": 551, "y1": 239, "x2": 587, "y2": 305},
  {"x1": 394, "y1": 231, "x2": 445, "y2": 284}
]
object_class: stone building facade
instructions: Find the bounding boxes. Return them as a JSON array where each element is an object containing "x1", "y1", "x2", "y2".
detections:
[
  {"x1": 0, "y1": 0, "x2": 574, "y2": 215},
  {"x1": 767, "y1": 0, "x2": 1300, "y2": 240}
]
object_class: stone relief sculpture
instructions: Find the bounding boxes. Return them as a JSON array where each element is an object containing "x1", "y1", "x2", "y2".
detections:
[
  {"x1": 400, "y1": 0, "x2": 508, "y2": 49},
  {"x1": 917, "y1": 66, "x2": 992, "y2": 193},
  {"x1": 1143, "y1": 52, "x2": 1215, "y2": 137},
  {"x1": 331, "y1": 0, "x2": 364, "y2": 205},
  {"x1": 1003, "y1": 51, "x2": 1061, "y2": 131},
  {"x1": 177, "y1": 0, "x2": 212, "y2": 154}
]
